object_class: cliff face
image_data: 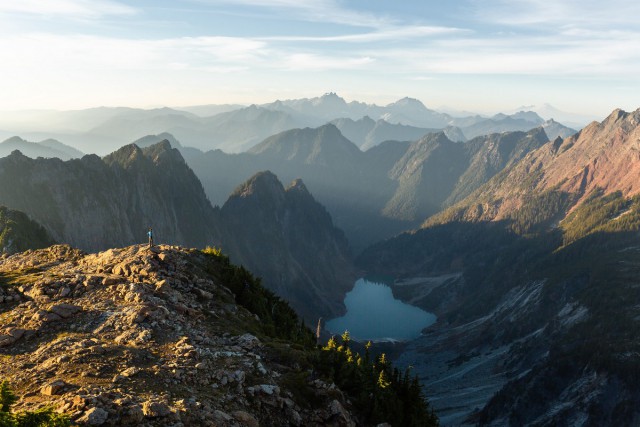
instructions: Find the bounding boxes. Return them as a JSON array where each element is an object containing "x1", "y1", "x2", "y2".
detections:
[
  {"x1": 0, "y1": 244, "x2": 361, "y2": 426},
  {"x1": 0, "y1": 141, "x2": 222, "y2": 252},
  {"x1": 220, "y1": 171, "x2": 357, "y2": 323}
]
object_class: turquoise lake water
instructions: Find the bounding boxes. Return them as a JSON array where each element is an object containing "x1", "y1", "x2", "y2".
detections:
[{"x1": 326, "y1": 278, "x2": 436, "y2": 341}]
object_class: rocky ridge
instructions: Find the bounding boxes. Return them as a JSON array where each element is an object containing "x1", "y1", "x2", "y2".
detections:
[
  {"x1": 0, "y1": 244, "x2": 360, "y2": 426},
  {"x1": 430, "y1": 108, "x2": 640, "y2": 225},
  {"x1": 220, "y1": 171, "x2": 356, "y2": 323}
]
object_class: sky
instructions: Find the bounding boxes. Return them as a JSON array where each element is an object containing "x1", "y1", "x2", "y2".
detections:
[{"x1": 1, "y1": 0, "x2": 639, "y2": 118}]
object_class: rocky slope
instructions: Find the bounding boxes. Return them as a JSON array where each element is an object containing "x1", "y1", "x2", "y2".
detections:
[
  {"x1": 431, "y1": 108, "x2": 640, "y2": 226},
  {"x1": 360, "y1": 218, "x2": 640, "y2": 425},
  {"x1": 219, "y1": 171, "x2": 356, "y2": 323},
  {"x1": 0, "y1": 244, "x2": 365, "y2": 426},
  {"x1": 383, "y1": 132, "x2": 468, "y2": 221},
  {"x1": 358, "y1": 108, "x2": 640, "y2": 425},
  {"x1": 383, "y1": 128, "x2": 549, "y2": 221},
  {"x1": 443, "y1": 127, "x2": 550, "y2": 206}
]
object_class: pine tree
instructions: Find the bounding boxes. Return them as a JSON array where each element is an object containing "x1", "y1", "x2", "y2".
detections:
[{"x1": 0, "y1": 381, "x2": 16, "y2": 413}]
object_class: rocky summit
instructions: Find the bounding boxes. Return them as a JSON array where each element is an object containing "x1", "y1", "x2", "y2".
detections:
[{"x1": 0, "y1": 244, "x2": 360, "y2": 426}]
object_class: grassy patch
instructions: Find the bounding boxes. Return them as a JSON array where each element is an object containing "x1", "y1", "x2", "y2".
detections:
[{"x1": 0, "y1": 269, "x2": 42, "y2": 288}]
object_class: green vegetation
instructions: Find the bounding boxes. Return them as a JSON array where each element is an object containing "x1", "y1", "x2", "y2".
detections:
[
  {"x1": 201, "y1": 248, "x2": 439, "y2": 425},
  {"x1": 201, "y1": 247, "x2": 315, "y2": 345},
  {"x1": 508, "y1": 189, "x2": 571, "y2": 235},
  {"x1": 0, "y1": 207, "x2": 54, "y2": 255},
  {"x1": 316, "y1": 332, "x2": 439, "y2": 426},
  {"x1": 560, "y1": 190, "x2": 640, "y2": 245},
  {"x1": 366, "y1": 187, "x2": 640, "y2": 425},
  {"x1": 0, "y1": 381, "x2": 70, "y2": 427}
]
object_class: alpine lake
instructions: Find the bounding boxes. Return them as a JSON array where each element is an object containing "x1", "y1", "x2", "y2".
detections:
[{"x1": 326, "y1": 278, "x2": 436, "y2": 341}]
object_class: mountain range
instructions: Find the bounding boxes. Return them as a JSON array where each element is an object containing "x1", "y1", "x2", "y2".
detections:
[
  {"x1": 165, "y1": 124, "x2": 555, "y2": 251},
  {"x1": 0, "y1": 142, "x2": 354, "y2": 322},
  {"x1": 0, "y1": 93, "x2": 578, "y2": 156},
  {"x1": 1, "y1": 99, "x2": 635, "y2": 426},
  {"x1": 358, "y1": 108, "x2": 640, "y2": 425}
]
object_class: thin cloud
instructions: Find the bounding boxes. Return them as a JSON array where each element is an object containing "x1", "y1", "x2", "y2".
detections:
[
  {"x1": 473, "y1": 0, "x2": 640, "y2": 28},
  {"x1": 373, "y1": 30, "x2": 640, "y2": 76},
  {"x1": 0, "y1": 0, "x2": 136, "y2": 18},
  {"x1": 0, "y1": 33, "x2": 268, "y2": 71},
  {"x1": 262, "y1": 25, "x2": 468, "y2": 43},
  {"x1": 282, "y1": 53, "x2": 374, "y2": 71},
  {"x1": 192, "y1": 0, "x2": 391, "y2": 28}
]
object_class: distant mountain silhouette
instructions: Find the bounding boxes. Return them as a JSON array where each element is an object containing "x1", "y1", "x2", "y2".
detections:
[
  {"x1": 331, "y1": 116, "x2": 443, "y2": 150},
  {"x1": 0, "y1": 136, "x2": 83, "y2": 160},
  {"x1": 0, "y1": 94, "x2": 579, "y2": 157}
]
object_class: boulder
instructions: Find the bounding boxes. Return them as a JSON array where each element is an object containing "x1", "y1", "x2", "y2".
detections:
[
  {"x1": 41, "y1": 379, "x2": 67, "y2": 396},
  {"x1": 0, "y1": 334, "x2": 15, "y2": 347},
  {"x1": 33, "y1": 310, "x2": 62, "y2": 323},
  {"x1": 232, "y1": 410, "x2": 259, "y2": 427},
  {"x1": 120, "y1": 404, "x2": 144, "y2": 424},
  {"x1": 77, "y1": 407, "x2": 109, "y2": 425},
  {"x1": 142, "y1": 400, "x2": 171, "y2": 418},
  {"x1": 328, "y1": 399, "x2": 355, "y2": 426},
  {"x1": 50, "y1": 303, "x2": 82, "y2": 318},
  {"x1": 236, "y1": 333, "x2": 261, "y2": 350},
  {"x1": 155, "y1": 280, "x2": 172, "y2": 294}
]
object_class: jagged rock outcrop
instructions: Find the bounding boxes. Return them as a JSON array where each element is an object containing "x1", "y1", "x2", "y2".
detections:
[
  {"x1": 220, "y1": 171, "x2": 356, "y2": 323},
  {"x1": 0, "y1": 244, "x2": 361, "y2": 426},
  {"x1": 0, "y1": 141, "x2": 222, "y2": 252}
]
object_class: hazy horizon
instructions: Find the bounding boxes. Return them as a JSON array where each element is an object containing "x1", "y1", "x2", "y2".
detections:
[{"x1": 1, "y1": 1, "x2": 639, "y2": 118}]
